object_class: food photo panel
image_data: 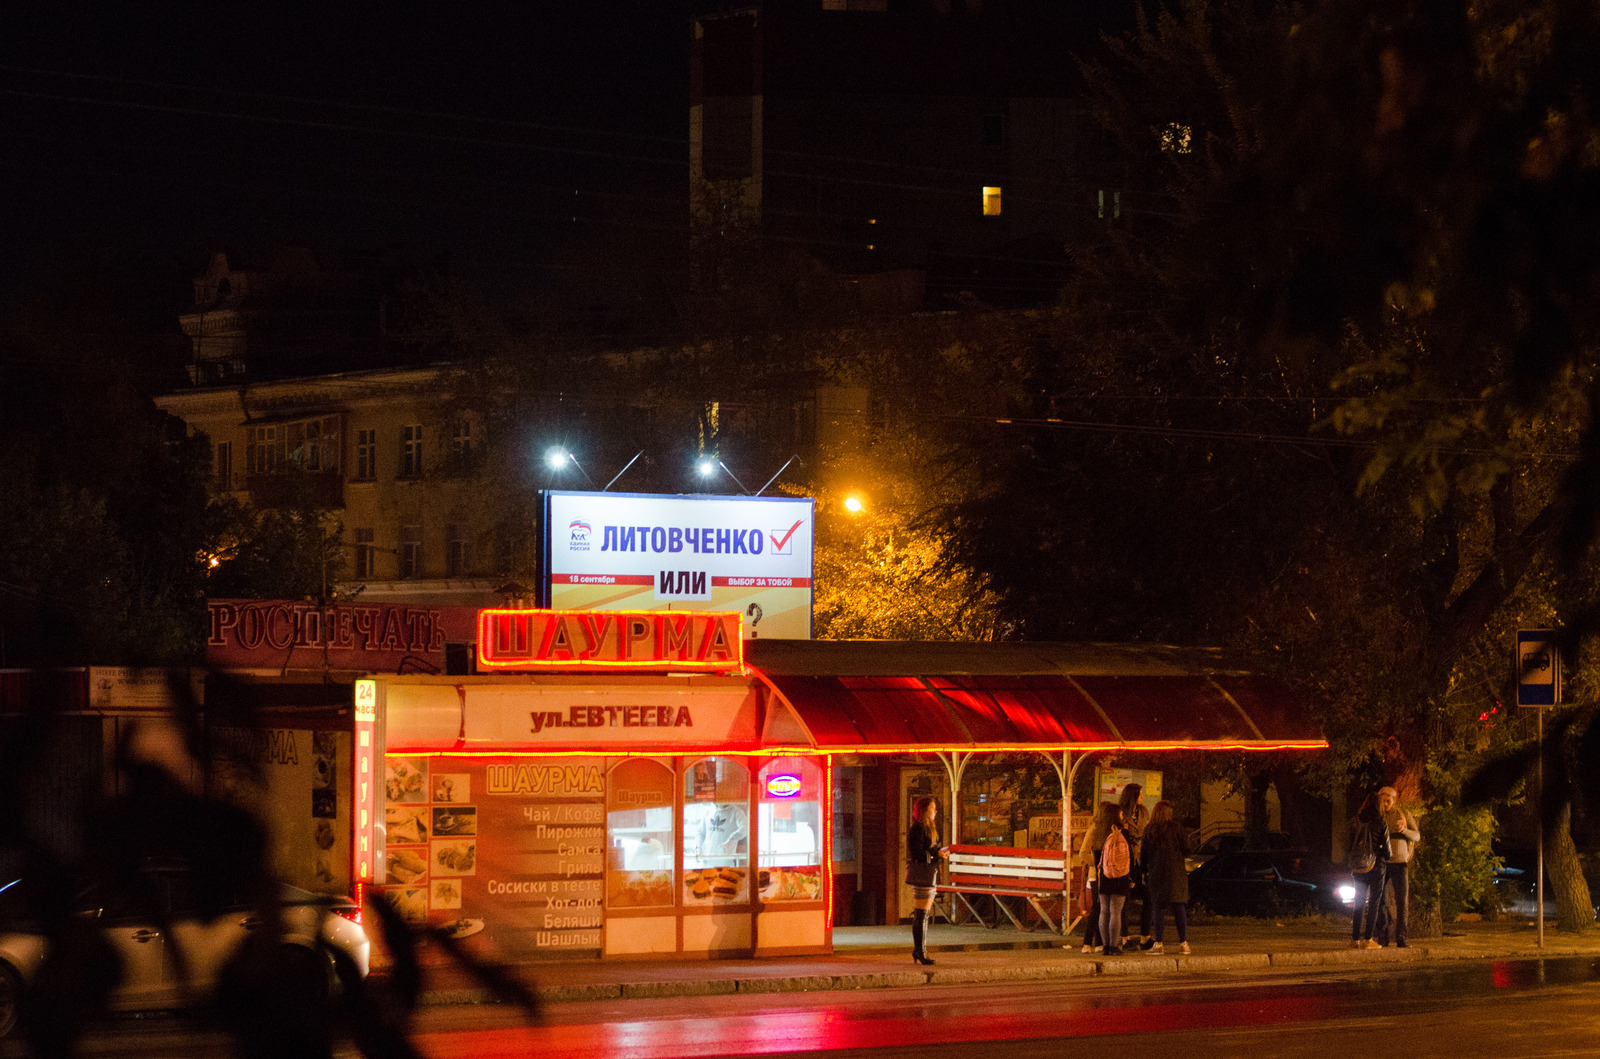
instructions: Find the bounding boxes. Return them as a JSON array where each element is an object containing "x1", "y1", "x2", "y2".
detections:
[{"x1": 432, "y1": 806, "x2": 477, "y2": 837}]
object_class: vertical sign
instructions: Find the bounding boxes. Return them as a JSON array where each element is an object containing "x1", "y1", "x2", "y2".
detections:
[
  {"x1": 1517, "y1": 630, "x2": 1561, "y2": 706},
  {"x1": 354, "y1": 680, "x2": 378, "y2": 892}
]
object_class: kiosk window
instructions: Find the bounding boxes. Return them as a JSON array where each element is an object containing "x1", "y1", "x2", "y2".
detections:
[
  {"x1": 683, "y1": 757, "x2": 750, "y2": 905},
  {"x1": 757, "y1": 757, "x2": 823, "y2": 901},
  {"x1": 606, "y1": 758, "x2": 675, "y2": 909}
]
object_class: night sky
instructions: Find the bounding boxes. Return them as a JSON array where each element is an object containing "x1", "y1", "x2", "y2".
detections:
[{"x1": 0, "y1": 2, "x2": 689, "y2": 322}]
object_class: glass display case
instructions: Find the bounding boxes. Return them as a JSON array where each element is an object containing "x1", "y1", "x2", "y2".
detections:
[
  {"x1": 606, "y1": 758, "x2": 675, "y2": 908},
  {"x1": 757, "y1": 757, "x2": 823, "y2": 902},
  {"x1": 682, "y1": 756, "x2": 751, "y2": 905}
]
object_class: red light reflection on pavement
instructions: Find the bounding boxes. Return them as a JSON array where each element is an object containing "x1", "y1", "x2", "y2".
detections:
[{"x1": 416, "y1": 995, "x2": 1332, "y2": 1059}]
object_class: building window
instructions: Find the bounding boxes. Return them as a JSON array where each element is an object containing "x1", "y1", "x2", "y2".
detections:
[
  {"x1": 982, "y1": 114, "x2": 1005, "y2": 147},
  {"x1": 399, "y1": 525, "x2": 422, "y2": 578},
  {"x1": 1098, "y1": 188, "x2": 1121, "y2": 220},
  {"x1": 607, "y1": 759, "x2": 675, "y2": 910},
  {"x1": 982, "y1": 186, "x2": 1002, "y2": 216},
  {"x1": 447, "y1": 524, "x2": 472, "y2": 577},
  {"x1": 355, "y1": 429, "x2": 377, "y2": 480},
  {"x1": 354, "y1": 527, "x2": 375, "y2": 579},
  {"x1": 451, "y1": 420, "x2": 473, "y2": 459},
  {"x1": 214, "y1": 440, "x2": 232, "y2": 490},
  {"x1": 246, "y1": 416, "x2": 341, "y2": 476},
  {"x1": 247, "y1": 424, "x2": 286, "y2": 475},
  {"x1": 757, "y1": 758, "x2": 824, "y2": 901},
  {"x1": 683, "y1": 757, "x2": 751, "y2": 905},
  {"x1": 400, "y1": 425, "x2": 423, "y2": 478}
]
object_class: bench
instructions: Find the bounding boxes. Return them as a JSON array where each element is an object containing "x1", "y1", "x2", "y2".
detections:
[{"x1": 941, "y1": 845, "x2": 1082, "y2": 934}]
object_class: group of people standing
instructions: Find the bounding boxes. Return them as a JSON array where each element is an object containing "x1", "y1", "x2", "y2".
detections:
[
  {"x1": 1076, "y1": 784, "x2": 1192, "y2": 955},
  {"x1": 906, "y1": 781, "x2": 1419, "y2": 963},
  {"x1": 1348, "y1": 785, "x2": 1420, "y2": 948},
  {"x1": 905, "y1": 786, "x2": 1191, "y2": 963}
]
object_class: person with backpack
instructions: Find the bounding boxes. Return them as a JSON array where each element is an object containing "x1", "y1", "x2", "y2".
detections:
[
  {"x1": 1142, "y1": 800, "x2": 1193, "y2": 955},
  {"x1": 1076, "y1": 801, "x2": 1118, "y2": 953},
  {"x1": 1118, "y1": 783, "x2": 1153, "y2": 949},
  {"x1": 1347, "y1": 792, "x2": 1390, "y2": 949},
  {"x1": 1096, "y1": 803, "x2": 1133, "y2": 955}
]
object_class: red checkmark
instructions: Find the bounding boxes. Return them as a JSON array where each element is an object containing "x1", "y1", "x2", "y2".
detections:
[{"x1": 770, "y1": 520, "x2": 803, "y2": 551}]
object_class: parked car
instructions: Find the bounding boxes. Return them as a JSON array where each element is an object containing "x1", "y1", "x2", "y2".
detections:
[
  {"x1": 0, "y1": 859, "x2": 369, "y2": 1037},
  {"x1": 1187, "y1": 850, "x2": 1346, "y2": 917},
  {"x1": 1185, "y1": 830, "x2": 1297, "y2": 872}
]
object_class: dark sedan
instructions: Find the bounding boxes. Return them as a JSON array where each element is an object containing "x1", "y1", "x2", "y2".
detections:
[{"x1": 1186, "y1": 850, "x2": 1346, "y2": 917}]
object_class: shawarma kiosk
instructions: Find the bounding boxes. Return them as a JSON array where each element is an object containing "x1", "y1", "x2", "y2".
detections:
[{"x1": 362, "y1": 609, "x2": 832, "y2": 961}]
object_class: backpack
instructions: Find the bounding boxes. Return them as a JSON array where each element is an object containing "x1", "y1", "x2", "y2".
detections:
[
  {"x1": 1348, "y1": 821, "x2": 1378, "y2": 873},
  {"x1": 1101, "y1": 826, "x2": 1131, "y2": 880}
]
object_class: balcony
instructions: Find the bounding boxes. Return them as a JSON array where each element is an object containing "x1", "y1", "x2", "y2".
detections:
[{"x1": 246, "y1": 472, "x2": 346, "y2": 510}]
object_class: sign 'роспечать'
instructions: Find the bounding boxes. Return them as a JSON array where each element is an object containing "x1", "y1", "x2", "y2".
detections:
[{"x1": 207, "y1": 599, "x2": 479, "y2": 671}]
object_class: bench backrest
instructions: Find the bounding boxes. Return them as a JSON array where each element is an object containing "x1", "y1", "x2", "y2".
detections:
[{"x1": 947, "y1": 844, "x2": 1068, "y2": 894}]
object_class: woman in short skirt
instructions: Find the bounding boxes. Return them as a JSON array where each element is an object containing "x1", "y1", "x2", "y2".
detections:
[{"x1": 905, "y1": 796, "x2": 949, "y2": 965}]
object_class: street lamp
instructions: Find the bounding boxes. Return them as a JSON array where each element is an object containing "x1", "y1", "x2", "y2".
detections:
[
  {"x1": 544, "y1": 447, "x2": 596, "y2": 488},
  {"x1": 695, "y1": 455, "x2": 750, "y2": 493},
  {"x1": 844, "y1": 496, "x2": 864, "y2": 514}
]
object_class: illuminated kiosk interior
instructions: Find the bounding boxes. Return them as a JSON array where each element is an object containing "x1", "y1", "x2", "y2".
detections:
[{"x1": 367, "y1": 611, "x2": 1326, "y2": 960}]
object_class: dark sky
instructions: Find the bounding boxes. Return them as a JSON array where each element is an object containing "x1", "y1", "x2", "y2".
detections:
[{"x1": 0, "y1": 2, "x2": 690, "y2": 323}]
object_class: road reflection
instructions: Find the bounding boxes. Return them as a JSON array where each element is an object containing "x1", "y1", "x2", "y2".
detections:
[{"x1": 413, "y1": 957, "x2": 1600, "y2": 1059}]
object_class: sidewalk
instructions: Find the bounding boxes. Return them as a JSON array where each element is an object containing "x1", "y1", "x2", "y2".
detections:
[{"x1": 399, "y1": 917, "x2": 1600, "y2": 1006}]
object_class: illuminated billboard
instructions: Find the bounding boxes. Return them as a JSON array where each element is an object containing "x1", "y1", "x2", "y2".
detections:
[{"x1": 543, "y1": 491, "x2": 814, "y2": 639}]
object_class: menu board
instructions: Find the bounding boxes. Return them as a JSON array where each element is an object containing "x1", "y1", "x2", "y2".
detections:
[{"x1": 382, "y1": 754, "x2": 606, "y2": 957}]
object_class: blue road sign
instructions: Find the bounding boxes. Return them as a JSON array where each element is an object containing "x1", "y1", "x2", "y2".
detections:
[{"x1": 1517, "y1": 630, "x2": 1560, "y2": 707}]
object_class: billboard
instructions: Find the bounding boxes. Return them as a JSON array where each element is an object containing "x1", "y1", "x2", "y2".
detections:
[{"x1": 543, "y1": 491, "x2": 814, "y2": 639}]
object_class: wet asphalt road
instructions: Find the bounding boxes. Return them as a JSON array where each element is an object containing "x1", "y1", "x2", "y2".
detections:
[{"x1": 12, "y1": 957, "x2": 1600, "y2": 1057}]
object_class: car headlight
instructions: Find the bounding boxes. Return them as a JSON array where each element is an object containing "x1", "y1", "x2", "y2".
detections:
[{"x1": 1337, "y1": 884, "x2": 1357, "y2": 904}]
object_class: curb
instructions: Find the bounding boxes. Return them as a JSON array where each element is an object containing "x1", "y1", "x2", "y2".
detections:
[{"x1": 413, "y1": 943, "x2": 1600, "y2": 1007}]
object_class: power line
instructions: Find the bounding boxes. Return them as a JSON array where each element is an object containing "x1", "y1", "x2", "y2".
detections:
[{"x1": 0, "y1": 64, "x2": 689, "y2": 147}]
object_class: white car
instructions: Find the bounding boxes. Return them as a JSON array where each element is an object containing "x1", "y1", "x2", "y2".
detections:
[{"x1": 0, "y1": 862, "x2": 370, "y2": 1037}]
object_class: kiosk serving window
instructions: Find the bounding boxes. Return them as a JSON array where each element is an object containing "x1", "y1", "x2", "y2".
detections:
[
  {"x1": 757, "y1": 757, "x2": 823, "y2": 902},
  {"x1": 606, "y1": 758, "x2": 675, "y2": 909},
  {"x1": 683, "y1": 756, "x2": 750, "y2": 904}
]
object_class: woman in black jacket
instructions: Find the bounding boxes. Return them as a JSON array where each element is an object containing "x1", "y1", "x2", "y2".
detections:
[
  {"x1": 905, "y1": 796, "x2": 949, "y2": 965},
  {"x1": 1142, "y1": 800, "x2": 1192, "y2": 955},
  {"x1": 1348, "y1": 793, "x2": 1390, "y2": 949}
]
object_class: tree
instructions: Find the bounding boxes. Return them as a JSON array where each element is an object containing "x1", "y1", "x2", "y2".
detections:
[
  {"x1": 809, "y1": 444, "x2": 1002, "y2": 642},
  {"x1": 0, "y1": 307, "x2": 214, "y2": 666}
]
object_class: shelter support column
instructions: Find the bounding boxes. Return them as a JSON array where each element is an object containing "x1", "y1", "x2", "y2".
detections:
[
  {"x1": 1043, "y1": 749, "x2": 1100, "y2": 928},
  {"x1": 934, "y1": 752, "x2": 973, "y2": 845}
]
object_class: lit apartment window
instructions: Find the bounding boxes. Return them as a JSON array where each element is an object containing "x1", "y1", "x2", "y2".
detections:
[
  {"x1": 355, "y1": 429, "x2": 377, "y2": 480},
  {"x1": 1098, "y1": 189, "x2": 1121, "y2": 220},
  {"x1": 448, "y1": 524, "x2": 472, "y2": 577},
  {"x1": 300, "y1": 417, "x2": 324, "y2": 472},
  {"x1": 451, "y1": 420, "x2": 473, "y2": 458},
  {"x1": 247, "y1": 424, "x2": 286, "y2": 475},
  {"x1": 214, "y1": 440, "x2": 232, "y2": 490},
  {"x1": 247, "y1": 416, "x2": 341, "y2": 476},
  {"x1": 354, "y1": 528, "x2": 375, "y2": 579},
  {"x1": 982, "y1": 186, "x2": 1002, "y2": 216},
  {"x1": 400, "y1": 425, "x2": 423, "y2": 478},
  {"x1": 399, "y1": 525, "x2": 422, "y2": 578}
]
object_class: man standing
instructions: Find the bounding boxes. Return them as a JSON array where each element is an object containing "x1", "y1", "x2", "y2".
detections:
[{"x1": 1378, "y1": 786, "x2": 1420, "y2": 947}]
